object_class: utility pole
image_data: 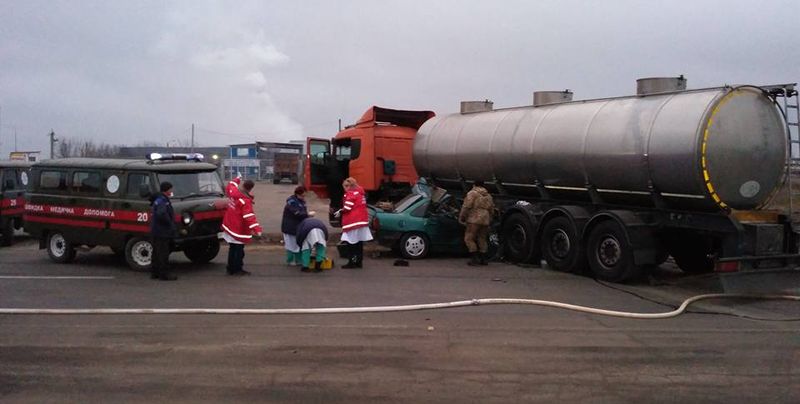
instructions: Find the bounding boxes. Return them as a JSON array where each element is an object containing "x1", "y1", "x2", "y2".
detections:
[
  {"x1": 14, "y1": 127, "x2": 17, "y2": 151},
  {"x1": 48, "y1": 130, "x2": 58, "y2": 159},
  {"x1": 191, "y1": 123, "x2": 195, "y2": 153}
]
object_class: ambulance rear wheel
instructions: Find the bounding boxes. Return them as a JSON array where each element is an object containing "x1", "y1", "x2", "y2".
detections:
[
  {"x1": 125, "y1": 237, "x2": 153, "y2": 271},
  {"x1": 184, "y1": 240, "x2": 221, "y2": 264},
  {"x1": 47, "y1": 232, "x2": 76, "y2": 263}
]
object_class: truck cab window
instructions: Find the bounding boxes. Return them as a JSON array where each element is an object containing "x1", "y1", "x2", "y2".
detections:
[{"x1": 334, "y1": 138, "x2": 361, "y2": 161}]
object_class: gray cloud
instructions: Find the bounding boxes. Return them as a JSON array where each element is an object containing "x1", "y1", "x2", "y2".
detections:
[{"x1": 1, "y1": 0, "x2": 798, "y2": 157}]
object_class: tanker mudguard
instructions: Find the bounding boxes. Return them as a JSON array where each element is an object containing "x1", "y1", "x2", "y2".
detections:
[
  {"x1": 500, "y1": 200, "x2": 543, "y2": 230},
  {"x1": 540, "y1": 205, "x2": 592, "y2": 237}
]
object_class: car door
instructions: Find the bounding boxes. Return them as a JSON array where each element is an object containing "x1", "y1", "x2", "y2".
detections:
[{"x1": 424, "y1": 204, "x2": 465, "y2": 251}]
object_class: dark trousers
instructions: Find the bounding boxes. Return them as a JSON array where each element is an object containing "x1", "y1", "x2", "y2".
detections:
[
  {"x1": 227, "y1": 243, "x2": 245, "y2": 273},
  {"x1": 151, "y1": 237, "x2": 171, "y2": 275},
  {"x1": 345, "y1": 242, "x2": 363, "y2": 265}
]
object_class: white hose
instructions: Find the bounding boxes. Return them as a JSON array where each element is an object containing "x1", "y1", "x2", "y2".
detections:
[{"x1": 0, "y1": 294, "x2": 798, "y2": 319}]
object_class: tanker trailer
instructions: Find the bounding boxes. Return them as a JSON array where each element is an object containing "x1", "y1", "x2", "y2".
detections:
[{"x1": 414, "y1": 78, "x2": 799, "y2": 282}]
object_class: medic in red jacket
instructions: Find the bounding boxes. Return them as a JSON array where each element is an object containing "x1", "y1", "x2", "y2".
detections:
[
  {"x1": 341, "y1": 184, "x2": 369, "y2": 231},
  {"x1": 222, "y1": 177, "x2": 262, "y2": 243}
]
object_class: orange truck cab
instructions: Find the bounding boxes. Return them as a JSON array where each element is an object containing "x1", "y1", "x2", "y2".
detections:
[{"x1": 305, "y1": 106, "x2": 434, "y2": 225}]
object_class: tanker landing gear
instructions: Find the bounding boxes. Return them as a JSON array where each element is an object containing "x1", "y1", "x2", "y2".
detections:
[{"x1": 666, "y1": 234, "x2": 714, "y2": 274}]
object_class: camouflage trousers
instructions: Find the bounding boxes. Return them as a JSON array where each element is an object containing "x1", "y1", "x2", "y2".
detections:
[{"x1": 464, "y1": 223, "x2": 489, "y2": 253}]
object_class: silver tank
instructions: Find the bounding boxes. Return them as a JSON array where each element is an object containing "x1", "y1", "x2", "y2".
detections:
[{"x1": 413, "y1": 86, "x2": 787, "y2": 212}]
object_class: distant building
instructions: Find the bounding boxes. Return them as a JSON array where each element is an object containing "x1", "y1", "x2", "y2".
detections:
[
  {"x1": 9, "y1": 151, "x2": 41, "y2": 162},
  {"x1": 225, "y1": 142, "x2": 303, "y2": 181}
]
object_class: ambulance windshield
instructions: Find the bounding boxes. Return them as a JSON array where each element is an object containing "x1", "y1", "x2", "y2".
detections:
[{"x1": 158, "y1": 171, "x2": 224, "y2": 199}]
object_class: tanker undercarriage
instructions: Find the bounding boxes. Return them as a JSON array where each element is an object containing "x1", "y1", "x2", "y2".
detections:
[{"x1": 487, "y1": 195, "x2": 798, "y2": 283}]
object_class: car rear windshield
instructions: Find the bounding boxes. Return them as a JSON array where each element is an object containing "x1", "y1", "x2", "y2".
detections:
[
  {"x1": 393, "y1": 194, "x2": 423, "y2": 213},
  {"x1": 157, "y1": 171, "x2": 223, "y2": 199}
]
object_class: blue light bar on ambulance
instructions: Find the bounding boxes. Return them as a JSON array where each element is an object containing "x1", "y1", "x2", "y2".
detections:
[{"x1": 147, "y1": 153, "x2": 205, "y2": 162}]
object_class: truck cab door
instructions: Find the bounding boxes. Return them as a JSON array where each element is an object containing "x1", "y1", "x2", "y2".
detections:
[{"x1": 305, "y1": 138, "x2": 332, "y2": 199}]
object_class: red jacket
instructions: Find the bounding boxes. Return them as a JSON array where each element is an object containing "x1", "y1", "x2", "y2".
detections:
[
  {"x1": 222, "y1": 178, "x2": 262, "y2": 243},
  {"x1": 341, "y1": 185, "x2": 369, "y2": 231}
]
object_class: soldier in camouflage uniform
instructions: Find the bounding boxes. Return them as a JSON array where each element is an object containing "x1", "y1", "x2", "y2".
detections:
[{"x1": 459, "y1": 180, "x2": 495, "y2": 266}]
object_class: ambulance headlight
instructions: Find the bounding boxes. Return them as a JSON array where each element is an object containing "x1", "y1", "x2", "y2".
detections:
[{"x1": 182, "y1": 212, "x2": 194, "y2": 225}]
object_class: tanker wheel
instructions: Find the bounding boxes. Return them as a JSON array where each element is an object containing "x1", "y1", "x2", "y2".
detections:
[
  {"x1": 541, "y1": 216, "x2": 586, "y2": 273},
  {"x1": 586, "y1": 221, "x2": 643, "y2": 283},
  {"x1": 501, "y1": 213, "x2": 538, "y2": 264}
]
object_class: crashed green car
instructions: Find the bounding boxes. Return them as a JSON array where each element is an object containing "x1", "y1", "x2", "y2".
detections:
[{"x1": 369, "y1": 181, "x2": 498, "y2": 259}]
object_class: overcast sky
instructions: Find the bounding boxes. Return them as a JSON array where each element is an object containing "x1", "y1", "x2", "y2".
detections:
[{"x1": 1, "y1": 0, "x2": 798, "y2": 157}]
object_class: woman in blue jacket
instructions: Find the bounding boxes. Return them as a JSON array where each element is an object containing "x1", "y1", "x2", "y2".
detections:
[{"x1": 281, "y1": 186, "x2": 315, "y2": 265}]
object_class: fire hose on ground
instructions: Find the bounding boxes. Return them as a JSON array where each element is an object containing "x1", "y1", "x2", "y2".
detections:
[{"x1": 0, "y1": 294, "x2": 798, "y2": 319}]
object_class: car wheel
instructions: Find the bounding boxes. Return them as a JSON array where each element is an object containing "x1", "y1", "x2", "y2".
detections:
[
  {"x1": 1, "y1": 218, "x2": 13, "y2": 247},
  {"x1": 541, "y1": 216, "x2": 586, "y2": 273},
  {"x1": 125, "y1": 237, "x2": 154, "y2": 271},
  {"x1": 183, "y1": 240, "x2": 221, "y2": 264},
  {"x1": 501, "y1": 213, "x2": 538, "y2": 263},
  {"x1": 586, "y1": 221, "x2": 643, "y2": 282},
  {"x1": 400, "y1": 232, "x2": 430, "y2": 259},
  {"x1": 47, "y1": 232, "x2": 76, "y2": 263}
]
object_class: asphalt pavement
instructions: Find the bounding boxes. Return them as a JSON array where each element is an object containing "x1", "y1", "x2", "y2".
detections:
[{"x1": 1, "y1": 239, "x2": 799, "y2": 403}]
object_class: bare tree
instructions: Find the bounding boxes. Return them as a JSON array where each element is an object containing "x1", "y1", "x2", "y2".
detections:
[{"x1": 57, "y1": 137, "x2": 121, "y2": 158}]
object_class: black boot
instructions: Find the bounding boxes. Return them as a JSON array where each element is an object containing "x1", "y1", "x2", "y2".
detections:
[
  {"x1": 339, "y1": 243, "x2": 352, "y2": 267},
  {"x1": 342, "y1": 256, "x2": 359, "y2": 269},
  {"x1": 468, "y1": 252, "x2": 481, "y2": 266},
  {"x1": 312, "y1": 260, "x2": 323, "y2": 273},
  {"x1": 354, "y1": 242, "x2": 363, "y2": 268},
  {"x1": 479, "y1": 252, "x2": 489, "y2": 266}
]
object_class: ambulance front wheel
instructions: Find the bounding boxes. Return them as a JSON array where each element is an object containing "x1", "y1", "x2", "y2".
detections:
[
  {"x1": 47, "y1": 232, "x2": 76, "y2": 263},
  {"x1": 125, "y1": 237, "x2": 153, "y2": 271},
  {"x1": 183, "y1": 239, "x2": 220, "y2": 264}
]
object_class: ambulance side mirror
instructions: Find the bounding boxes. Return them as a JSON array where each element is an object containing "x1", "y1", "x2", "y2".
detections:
[{"x1": 139, "y1": 184, "x2": 151, "y2": 198}]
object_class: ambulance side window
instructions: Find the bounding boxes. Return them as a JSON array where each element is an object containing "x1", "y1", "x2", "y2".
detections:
[
  {"x1": 40, "y1": 170, "x2": 68, "y2": 191},
  {"x1": 127, "y1": 173, "x2": 151, "y2": 198},
  {"x1": 73, "y1": 171, "x2": 101, "y2": 194}
]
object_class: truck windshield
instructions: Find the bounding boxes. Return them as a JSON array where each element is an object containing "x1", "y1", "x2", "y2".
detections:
[{"x1": 158, "y1": 171, "x2": 224, "y2": 199}]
